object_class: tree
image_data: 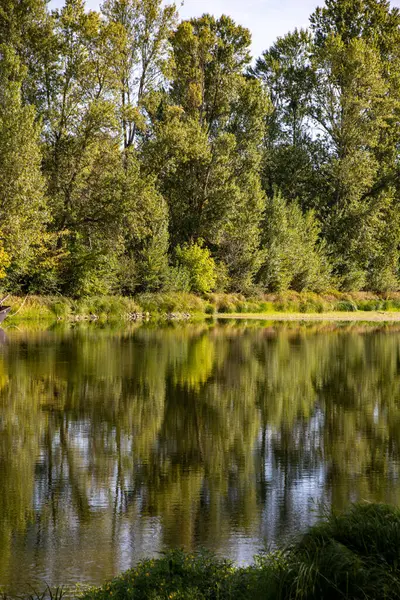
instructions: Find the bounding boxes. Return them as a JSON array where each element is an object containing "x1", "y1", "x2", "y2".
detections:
[
  {"x1": 310, "y1": 0, "x2": 400, "y2": 55},
  {"x1": 118, "y1": 151, "x2": 169, "y2": 294},
  {"x1": 0, "y1": 45, "x2": 47, "y2": 285},
  {"x1": 101, "y1": 0, "x2": 177, "y2": 149},
  {"x1": 258, "y1": 190, "x2": 331, "y2": 292},
  {"x1": 254, "y1": 29, "x2": 323, "y2": 208},
  {"x1": 175, "y1": 242, "x2": 217, "y2": 294},
  {"x1": 144, "y1": 15, "x2": 267, "y2": 291},
  {"x1": 310, "y1": 34, "x2": 399, "y2": 289},
  {"x1": 0, "y1": 0, "x2": 53, "y2": 108}
]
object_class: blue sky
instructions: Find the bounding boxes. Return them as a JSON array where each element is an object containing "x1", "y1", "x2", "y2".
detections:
[{"x1": 52, "y1": 0, "x2": 400, "y2": 59}]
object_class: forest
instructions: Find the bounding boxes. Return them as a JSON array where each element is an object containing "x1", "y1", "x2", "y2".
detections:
[{"x1": 1, "y1": 0, "x2": 400, "y2": 297}]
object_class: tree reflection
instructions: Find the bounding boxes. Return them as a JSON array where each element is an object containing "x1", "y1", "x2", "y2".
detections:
[{"x1": 1, "y1": 324, "x2": 400, "y2": 591}]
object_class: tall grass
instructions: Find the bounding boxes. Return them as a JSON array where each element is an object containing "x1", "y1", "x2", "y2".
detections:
[{"x1": 3, "y1": 291, "x2": 400, "y2": 323}]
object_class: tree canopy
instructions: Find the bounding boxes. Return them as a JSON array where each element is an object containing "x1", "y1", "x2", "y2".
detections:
[{"x1": 1, "y1": 0, "x2": 400, "y2": 295}]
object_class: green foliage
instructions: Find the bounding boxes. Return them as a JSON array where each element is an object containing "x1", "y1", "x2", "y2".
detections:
[
  {"x1": 2, "y1": 0, "x2": 400, "y2": 296},
  {"x1": 137, "y1": 292, "x2": 205, "y2": 314},
  {"x1": 259, "y1": 191, "x2": 331, "y2": 292},
  {"x1": 280, "y1": 503, "x2": 400, "y2": 599},
  {"x1": 0, "y1": 45, "x2": 47, "y2": 279},
  {"x1": 175, "y1": 243, "x2": 217, "y2": 294}
]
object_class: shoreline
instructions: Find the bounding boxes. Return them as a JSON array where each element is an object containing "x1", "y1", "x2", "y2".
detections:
[
  {"x1": 215, "y1": 311, "x2": 400, "y2": 322},
  {"x1": 4, "y1": 293, "x2": 400, "y2": 324}
]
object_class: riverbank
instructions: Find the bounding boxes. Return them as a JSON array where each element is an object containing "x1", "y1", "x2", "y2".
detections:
[
  {"x1": 13, "y1": 503, "x2": 398, "y2": 600},
  {"x1": 5, "y1": 291, "x2": 400, "y2": 323},
  {"x1": 218, "y1": 311, "x2": 400, "y2": 321}
]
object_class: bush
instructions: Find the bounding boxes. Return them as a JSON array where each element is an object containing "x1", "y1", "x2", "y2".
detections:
[
  {"x1": 280, "y1": 503, "x2": 400, "y2": 600},
  {"x1": 80, "y1": 550, "x2": 242, "y2": 600},
  {"x1": 164, "y1": 265, "x2": 191, "y2": 293},
  {"x1": 137, "y1": 292, "x2": 205, "y2": 314},
  {"x1": 336, "y1": 300, "x2": 358, "y2": 312},
  {"x1": 175, "y1": 242, "x2": 217, "y2": 294}
]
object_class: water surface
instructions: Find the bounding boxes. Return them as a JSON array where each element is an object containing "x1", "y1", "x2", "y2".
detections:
[{"x1": 1, "y1": 321, "x2": 400, "y2": 592}]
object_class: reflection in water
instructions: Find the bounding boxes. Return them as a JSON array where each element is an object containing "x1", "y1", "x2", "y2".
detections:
[{"x1": 1, "y1": 322, "x2": 400, "y2": 592}]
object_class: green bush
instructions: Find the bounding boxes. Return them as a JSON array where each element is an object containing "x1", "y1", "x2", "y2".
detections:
[
  {"x1": 165, "y1": 266, "x2": 191, "y2": 293},
  {"x1": 49, "y1": 298, "x2": 72, "y2": 318},
  {"x1": 280, "y1": 503, "x2": 400, "y2": 600},
  {"x1": 335, "y1": 300, "x2": 358, "y2": 312},
  {"x1": 137, "y1": 292, "x2": 205, "y2": 314},
  {"x1": 204, "y1": 303, "x2": 215, "y2": 315},
  {"x1": 175, "y1": 243, "x2": 217, "y2": 294},
  {"x1": 80, "y1": 550, "x2": 243, "y2": 600}
]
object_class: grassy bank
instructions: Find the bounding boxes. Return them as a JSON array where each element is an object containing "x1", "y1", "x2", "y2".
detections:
[
  {"x1": 4, "y1": 291, "x2": 400, "y2": 323},
  {"x1": 55, "y1": 503, "x2": 400, "y2": 599}
]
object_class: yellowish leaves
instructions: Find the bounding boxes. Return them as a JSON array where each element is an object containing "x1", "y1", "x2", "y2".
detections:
[{"x1": 0, "y1": 241, "x2": 10, "y2": 279}]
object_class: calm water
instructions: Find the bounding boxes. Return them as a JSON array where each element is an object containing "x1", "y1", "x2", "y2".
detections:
[{"x1": 1, "y1": 321, "x2": 400, "y2": 593}]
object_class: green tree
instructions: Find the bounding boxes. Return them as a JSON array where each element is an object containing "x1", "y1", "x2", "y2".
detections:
[
  {"x1": 145, "y1": 15, "x2": 267, "y2": 291},
  {"x1": 175, "y1": 242, "x2": 217, "y2": 294},
  {"x1": 307, "y1": 0, "x2": 400, "y2": 290},
  {"x1": 254, "y1": 29, "x2": 323, "y2": 209},
  {"x1": 310, "y1": 34, "x2": 399, "y2": 290},
  {"x1": 0, "y1": 46, "x2": 48, "y2": 286},
  {"x1": 0, "y1": 0, "x2": 53, "y2": 108},
  {"x1": 101, "y1": 0, "x2": 177, "y2": 149},
  {"x1": 258, "y1": 190, "x2": 331, "y2": 292},
  {"x1": 310, "y1": 0, "x2": 400, "y2": 54},
  {"x1": 118, "y1": 152, "x2": 169, "y2": 294}
]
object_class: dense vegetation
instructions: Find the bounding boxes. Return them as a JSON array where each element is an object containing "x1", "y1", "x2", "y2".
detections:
[
  {"x1": 1, "y1": 0, "x2": 400, "y2": 296},
  {"x1": 8, "y1": 291, "x2": 400, "y2": 321}
]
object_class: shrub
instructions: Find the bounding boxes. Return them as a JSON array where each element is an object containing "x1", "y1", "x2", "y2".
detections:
[
  {"x1": 175, "y1": 242, "x2": 217, "y2": 294},
  {"x1": 137, "y1": 292, "x2": 205, "y2": 314},
  {"x1": 280, "y1": 503, "x2": 400, "y2": 600},
  {"x1": 164, "y1": 265, "x2": 191, "y2": 293}
]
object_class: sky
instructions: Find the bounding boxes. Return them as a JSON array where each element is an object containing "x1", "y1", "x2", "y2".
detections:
[{"x1": 52, "y1": 0, "x2": 400, "y2": 59}]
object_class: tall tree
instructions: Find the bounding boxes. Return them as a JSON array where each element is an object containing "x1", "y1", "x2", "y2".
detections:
[
  {"x1": 254, "y1": 30, "x2": 324, "y2": 208},
  {"x1": 309, "y1": 18, "x2": 400, "y2": 289},
  {"x1": 310, "y1": 0, "x2": 400, "y2": 54},
  {"x1": 0, "y1": 0, "x2": 55, "y2": 112},
  {"x1": 0, "y1": 45, "x2": 47, "y2": 285},
  {"x1": 101, "y1": 0, "x2": 177, "y2": 149},
  {"x1": 145, "y1": 15, "x2": 268, "y2": 291}
]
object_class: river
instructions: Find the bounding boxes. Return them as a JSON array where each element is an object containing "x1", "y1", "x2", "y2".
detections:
[{"x1": 0, "y1": 320, "x2": 399, "y2": 593}]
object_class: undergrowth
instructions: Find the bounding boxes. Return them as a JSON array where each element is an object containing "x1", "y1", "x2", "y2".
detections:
[{"x1": 2, "y1": 291, "x2": 400, "y2": 322}]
